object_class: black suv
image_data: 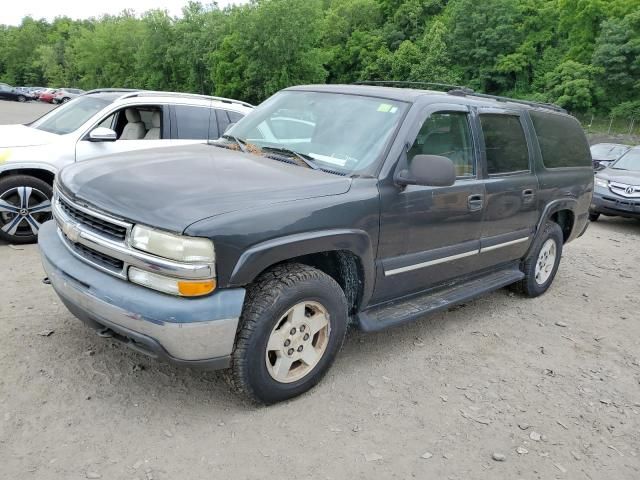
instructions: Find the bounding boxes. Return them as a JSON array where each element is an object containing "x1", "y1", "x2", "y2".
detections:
[{"x1": 38, "y1": 84, "x2": 593, "y2": 404}]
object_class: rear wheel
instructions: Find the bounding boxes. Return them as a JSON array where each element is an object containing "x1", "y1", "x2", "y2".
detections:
[
  {"x1": 513, "y1": 221, "x2": 563, "y2": 297},
  {"x1": 589, "y1": 212, "x2": 600, "y2": 222},
  {"x1": 61, "y1": 97, "x2": 70, "y2": 103},
  {"x1": 0, "y1": 175, "x2": 53, "y2": 244},
  {"x1": 229, "y1": 263, "x2": 348, "y2": 404},
  {"x1": 17, "y1": 95, "x2": 26, "y2": 103}
]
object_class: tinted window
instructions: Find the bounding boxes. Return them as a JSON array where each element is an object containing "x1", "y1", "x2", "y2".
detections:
[
  {"x1": 409, "y1": 111, "x2": 475, "y2": 177},
  {"x1": 216, "y1": 110, "x2": 231, "y2": 137},
  {"x1": 480, "y1": 114, "x2": 529, "y2": 174},
  {"x1": 530, "y1": 111, "x2": 591, "y2": 168},
  {"x1": 174, "y1": 105, "x2": 210, "y2": 140},
  {"x1": 228, "y1": 111, "x2": 243, "y2": 123}
]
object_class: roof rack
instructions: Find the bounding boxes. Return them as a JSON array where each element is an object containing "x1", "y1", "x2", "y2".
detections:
[
  {"x1": 353, "y1": 80, "x2": 566, "y2": 113},
  {"x1": 353, "y1": 80, "x2": 472, "y2": 93},
  {"x1": 453, "y1": 90, "x2": 567, "y2": 113},
  {"x1": 84, "y1": 88, "x2": 253, "y2": 108}
]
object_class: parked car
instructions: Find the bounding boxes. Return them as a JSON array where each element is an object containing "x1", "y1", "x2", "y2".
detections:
[
  {"x1": 38, "y1": 88, "x2": 59, "y2": 103},
  {"x1": 37, "y1": 84, "x2": 593, "y2": 404},
  {"x1": 15, "y1": 87, "x2": 37, "y2": 100},
  {"x1": 590, "y1": 146, "x2": 640, "y2": 221},
  {"x1": 0, "y1": 84, "x2": 31, "y2": 102},
  {"x1": 0, "y1": 89, "x2": 252, "y2": 243},
  {"x1": 53, "y1": 88, "x2": 85, "y2": 104},
  {"x1": 590, "y1": 143, "x2": 631, "y2": 170}
]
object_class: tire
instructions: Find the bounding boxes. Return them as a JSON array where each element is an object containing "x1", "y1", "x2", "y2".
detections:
[
  {"x1": 0, "y1": 175, "x2": 53, "y2": 244},
  {"x1": 229, "y1": 263, "x2": 348, "y2": 404},
  {"x1": 62, "y1": 97, "x2": 70, "y2": 103},
  {"x1": 589, "y1": 212, "x2": 600, "y2": 222},
  {"x1": 17, "y1": 95, "x2": 26, "y2": 103},
  {"x1": 513, "y1": 221, "x2": 564, "y2": 298}
]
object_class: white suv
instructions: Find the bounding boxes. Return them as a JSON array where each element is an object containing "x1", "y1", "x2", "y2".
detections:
[{"x1": 0, "y1": 89, "x2": 252, "y2": 243}]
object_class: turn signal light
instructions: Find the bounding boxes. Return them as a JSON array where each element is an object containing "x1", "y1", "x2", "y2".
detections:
[{"x1": 177, "y1": 279, "x2": 216, "y2": 297}]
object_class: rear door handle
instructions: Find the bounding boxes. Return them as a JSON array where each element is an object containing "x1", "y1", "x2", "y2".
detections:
[
  {"x1": 522, "y1": 189, "x2": 535, "y2": 203},
  {"x1": 468, "y1": 194, "x2": 484, "y2": 212}
]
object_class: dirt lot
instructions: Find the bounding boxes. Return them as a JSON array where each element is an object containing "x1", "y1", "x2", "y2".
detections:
[{"x1": 1, "y1": 102, "x2": 639, "y2": 479}]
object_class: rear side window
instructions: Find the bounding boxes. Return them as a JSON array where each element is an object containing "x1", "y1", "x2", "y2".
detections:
[
  {"x1": 228, "y1": 111, "x2": 243, "y2": 123},
  {"x1": 480, "y1": 114, "x2": 530, "y2": 174},
  {"x1": 529, "y1": 111, "x2": 591, "y2": 168},
  {"x1": 174, "y1": 105, "x2": 210, "y2": 140}
]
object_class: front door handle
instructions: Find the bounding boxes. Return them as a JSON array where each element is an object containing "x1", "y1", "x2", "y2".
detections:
[{"x1": 468, "y1": 194, "x2": 484, "y2": 212}]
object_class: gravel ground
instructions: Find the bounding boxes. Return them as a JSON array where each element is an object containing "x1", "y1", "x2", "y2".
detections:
[{"x1": 1, "y1": 102, "x2": 639, "y2": 480}]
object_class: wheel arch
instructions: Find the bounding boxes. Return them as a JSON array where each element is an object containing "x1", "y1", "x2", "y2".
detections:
[
  {"x1": 0, "y1": 165, "x2": 57, "y2": 186},
  {"x1": 524, "y1": 199, "x2": 578, "y2": 258},
  {"x1": 228, "y1": 229, "x2": 375, "y2": 313}
]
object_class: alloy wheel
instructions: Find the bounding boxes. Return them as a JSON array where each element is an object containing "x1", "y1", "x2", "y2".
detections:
[
  {"x1": 265, "y1": 301, "x2": 331, "y2": 384},
  {"x1": 0, "y1": 186, "x2": 52, "y2": 238},
  {"x1": 534, "y1": 238, "x2": 556, "y2": 285}
]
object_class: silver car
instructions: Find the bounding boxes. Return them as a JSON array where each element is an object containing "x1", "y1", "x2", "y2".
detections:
[
  {"x1": 53, "y1": 88, "x2": 86, "y2": 104},
  {"x1": 0, "y1": 89, "x2": 252, "y2": 243}
]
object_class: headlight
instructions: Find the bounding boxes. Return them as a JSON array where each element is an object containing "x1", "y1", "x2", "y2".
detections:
[
  {"x1": 129, "y1": 267, "x2": 216, "y2": 297},
  {"x1": 130, "y1": 225, "x2": 215, "y2": 263},
  {"x1": 595, "y1": 177, "x2": 608, "y2": 189}
]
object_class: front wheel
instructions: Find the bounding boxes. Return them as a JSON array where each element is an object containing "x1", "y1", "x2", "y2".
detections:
[
  {"x1": 513, "y1": 221, "x2": 564, "y2": 297},
  {"x1": 0, "y1": 175, "x2": 53, "y2": 244},
  {"x1": 589, "y1": 212, "x2": 600, "y2": 222},
  {"x1": 17, "y1": 95, "x2": 26, "y2": 102},
  {"x1": 229, "y1": 263, "x2": 348, "y2": 404},
  {"x1": 61, "y1": 97, "x2": 70, "y2": 103}
]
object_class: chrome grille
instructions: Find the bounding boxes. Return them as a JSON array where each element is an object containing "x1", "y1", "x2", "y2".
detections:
[
  {"x1": 58, "y1": 196, "x2": 127, "y2": 240},
  {"x1": 70, "y1": 240, "x2": 124, "y2": 271}
]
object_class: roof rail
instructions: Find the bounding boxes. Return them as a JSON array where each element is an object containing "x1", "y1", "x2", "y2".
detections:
[
  {"x1": 84, "y1": 88, "x2": 253, "y2": 108},
  {"x1": 453, "y1": 90, "x2": 567, "y2": 114},
  {"x1": 353, "y1": 80, "x2": 566, "y2": 113},
  {"x1": 353, "y1": 80, "x2": 472, "y2": 92}
]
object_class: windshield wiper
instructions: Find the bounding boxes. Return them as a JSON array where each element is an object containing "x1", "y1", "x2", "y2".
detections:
[
  {"x1": 261, "y1": 146, "x2": 319, "y2": 169},
  {"x1": 220, "y1": 134, "x2": 247, "y2": 153}
]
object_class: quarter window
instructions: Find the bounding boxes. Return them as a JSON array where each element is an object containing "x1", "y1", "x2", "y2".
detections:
[
  {"x1": 408, "y1": 112, "x2": 475, "y2": 177},
  {"x1": 529, "y1": 111, "x2": 591, "y2": 168},
  {"x1": 480, "y1": 114, "x2": 530, "y2": 174}
]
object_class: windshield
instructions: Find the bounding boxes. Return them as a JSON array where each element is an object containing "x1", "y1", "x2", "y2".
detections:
[
  {"x1": 226, "y1": 91, "x2": 408, "y2": 173},
  {"x1": 611, "y1": 150, "x2": 640, "y2": 171},
  {"x1": 30, "y1": 96, "x2": 112, "y2": 135}
]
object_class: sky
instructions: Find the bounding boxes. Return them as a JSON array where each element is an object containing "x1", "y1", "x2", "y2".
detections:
[{"x1": 2, "y1": 0, "x2": 247, "y2": 26}]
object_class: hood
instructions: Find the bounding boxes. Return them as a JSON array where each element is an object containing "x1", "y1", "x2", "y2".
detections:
[
  {"x1": 59, "y1": 144, "x2": 352, "y2": 233},
  {"x1": 598, "y1": 168, "x2": 640, "y2": 185},
  {"x1": 0, "y1": 124, "x2": 60, "y2": 148}
]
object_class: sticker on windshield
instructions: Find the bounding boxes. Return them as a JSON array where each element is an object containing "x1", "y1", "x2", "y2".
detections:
[
  {"x1": 377, "y1": 103, "x2": 398, "y2": 114},
  {"x1": 309, "y1": 153, "x2": 347, "y2": 167}
]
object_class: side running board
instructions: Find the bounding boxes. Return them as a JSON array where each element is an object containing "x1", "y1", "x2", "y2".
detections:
[{"x1": 356, "y1": 268, "x2": 524, "y2": 332}]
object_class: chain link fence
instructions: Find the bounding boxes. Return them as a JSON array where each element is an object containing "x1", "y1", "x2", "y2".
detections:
[{"x1": 573, "y1": 113, "x2": 640, "y2": 139}]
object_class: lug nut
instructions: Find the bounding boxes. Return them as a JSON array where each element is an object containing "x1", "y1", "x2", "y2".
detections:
[
  {"x1": 287, "y1": 348, "x2": 294, "y2": 356},
  {"x1": 284, "y1": 339, "x2": 291, "y2": 347},
  {"x1": 297, "y1": 345, "x2": 303, "y2": 352},
  {"x1": 299, "y1": 325, "x2": 305, "y2": 332},
  {"x1": 290, "y1": 327, "x2": 296, "y2": 335},
  {"x1": 303, "y1": 333, "x2": 310, "y2": 341}
]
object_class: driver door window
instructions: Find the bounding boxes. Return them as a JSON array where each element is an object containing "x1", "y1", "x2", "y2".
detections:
[
  {"x1": 408, "y1": 111, "x2": 475, "y2": 178},
  {"x1": 76, "y1": 105, "x2": 167, "y2": 162}
]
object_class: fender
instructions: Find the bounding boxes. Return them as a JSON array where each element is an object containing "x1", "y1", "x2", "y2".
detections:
[
  {"x1": 0, "y1": 162, "x2": 58, "y2": 176},
  {"x1": 228, "y1": 229, "x2": 375, "y2": 307},
  {"x1": 525, "y1": 197, "x2": 579, "y2": 257}
]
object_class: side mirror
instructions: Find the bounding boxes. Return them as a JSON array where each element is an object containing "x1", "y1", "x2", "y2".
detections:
[
  {"x1": 88, "y1": 127, "x2": 117, "y2": 142},
  {"x1": 224, "y1": 122, "x2": 236, "y2": 134},
  {"x1": 396, "y1": 154, "x2": 456, "y2": 187}
]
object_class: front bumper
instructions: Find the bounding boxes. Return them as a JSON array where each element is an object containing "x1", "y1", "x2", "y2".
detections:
[
  {"x1": 591, "y1": 190, "x2": 640, "y2": 219},
  {"x1": 38, "y1": 221, "x2": 245, "y2": 369}
]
